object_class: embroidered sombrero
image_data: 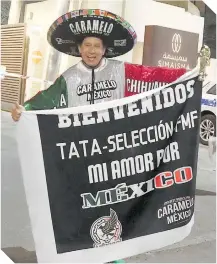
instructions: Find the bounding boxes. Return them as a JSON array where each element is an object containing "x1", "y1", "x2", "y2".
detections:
[{"x1": 47, "y1": 9, "x2": 137, "y2": 58}]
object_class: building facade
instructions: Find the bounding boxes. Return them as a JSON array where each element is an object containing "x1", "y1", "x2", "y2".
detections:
[
  {"x1": 0, "y1": 0, "x2": 215, "y2": 107},
  {"x1": 2, "y1": 0, "x2": 215, "y2": 59}
]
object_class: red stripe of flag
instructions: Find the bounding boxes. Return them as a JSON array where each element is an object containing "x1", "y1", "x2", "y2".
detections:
[{"x1": 57, "y1": 16, "x2": 63, "y2": 24}]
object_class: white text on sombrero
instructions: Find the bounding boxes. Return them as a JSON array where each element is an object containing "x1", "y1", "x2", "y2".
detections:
[{"x1": 69, "y1": 20, "x2": 113, "y2": 35}]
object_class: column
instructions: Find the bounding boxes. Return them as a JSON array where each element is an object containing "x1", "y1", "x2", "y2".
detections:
[
  {"x1": 44, "y1": 0, "x2": 70, "y2": 83},
  {"x1": 8, "y1": 0, "x2": 22, "y2": 24}
]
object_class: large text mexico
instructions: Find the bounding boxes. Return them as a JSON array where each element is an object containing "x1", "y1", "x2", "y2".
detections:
[{"x1": 17, "y1": 71, "x2": 201, "y2": 263}]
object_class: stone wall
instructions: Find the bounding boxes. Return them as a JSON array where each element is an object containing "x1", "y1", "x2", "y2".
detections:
[
  {"x1": 1, "y1": 1, "x2": 11, "y2": 25},
  {"x1": 203, "y1": 6, "x2": 216, "y2": 58}
]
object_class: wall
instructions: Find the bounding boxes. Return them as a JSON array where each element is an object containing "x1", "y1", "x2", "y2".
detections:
[
  {"x1": 24, "y1": 1, "x2": 56, "y2": 99},
  {"x1": 188, "y1": 1, "x2": 200, "y2": 16},
  {"x1": 24, "y1": 0, "x2": 70, "y2": 100}
]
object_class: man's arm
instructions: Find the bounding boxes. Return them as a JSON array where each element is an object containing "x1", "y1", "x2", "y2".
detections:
[
  {"x1": 24, "y1": 75, "x2": 68, "y2": 110},
  {"x1": 11, "y1": 75, "x2": 68, "y2": 121},
  {"x1": 124, "y1": 62, "x2": 186, "y2": 97}
]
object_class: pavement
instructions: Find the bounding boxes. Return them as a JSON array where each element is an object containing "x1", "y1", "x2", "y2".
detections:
[{"x1": 1, "y1": 111, "x2": 216, "y2": 263}]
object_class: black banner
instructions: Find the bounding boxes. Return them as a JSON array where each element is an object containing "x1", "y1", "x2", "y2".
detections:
[{"x1": 37, "y1": 77, "x2": 201, "y2": 254}]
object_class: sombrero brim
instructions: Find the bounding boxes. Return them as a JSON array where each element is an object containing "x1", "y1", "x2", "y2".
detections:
[{"x1": 47, "y1": 9, "x2": 137, "y2": 58}]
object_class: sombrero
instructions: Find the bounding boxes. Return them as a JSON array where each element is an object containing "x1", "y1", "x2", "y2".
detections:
[{"x1": 47, "y1": 9, "x2": 137, "y2": 58}]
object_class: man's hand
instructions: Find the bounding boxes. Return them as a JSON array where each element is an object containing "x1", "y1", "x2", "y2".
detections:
[{"x1": 11, "y1": 102, "x2": 24, "y2": 121}]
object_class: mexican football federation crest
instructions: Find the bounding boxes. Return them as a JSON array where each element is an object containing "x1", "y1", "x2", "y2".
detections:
[{"x1": 90, "y1": 209, "x2": 122, "y2": 247}]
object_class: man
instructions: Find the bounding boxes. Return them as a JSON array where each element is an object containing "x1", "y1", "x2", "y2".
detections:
[
  {"x1": 12, "y1": 9, "x2": 137, "y2": 121},
  {"x1": 11, "y1": 8, "x2": 138, "y2": 263},
  {"x1": 11, "y1": 9, "x2": 188, "y2": 264}
]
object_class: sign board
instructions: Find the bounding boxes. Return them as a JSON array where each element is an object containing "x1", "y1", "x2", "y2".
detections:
[{"x1": 143, "y1": 26, "x2": 199, "y2": 70}]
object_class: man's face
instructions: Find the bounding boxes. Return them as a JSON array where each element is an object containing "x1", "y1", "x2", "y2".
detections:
[{"x1": 78, "y1": 37, "x2": 106, "y2": 67}]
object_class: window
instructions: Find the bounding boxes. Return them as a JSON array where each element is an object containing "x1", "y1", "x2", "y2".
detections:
[{"x1": 207, "y1": 85, "x2": 216, "y2": 95}]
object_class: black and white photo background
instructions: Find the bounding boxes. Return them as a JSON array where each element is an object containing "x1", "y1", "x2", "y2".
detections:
[{"x1": 17, "y1": 68, "x2": 201, "y2": 263}]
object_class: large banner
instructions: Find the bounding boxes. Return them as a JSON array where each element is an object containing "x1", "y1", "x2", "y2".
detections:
[{"x1": 17, "y1": 67, "x2": 201, "y2": 263}]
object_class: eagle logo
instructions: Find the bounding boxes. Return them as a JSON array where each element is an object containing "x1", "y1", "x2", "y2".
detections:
[{"x1": 90, "y1": 209, "x2": 122, "y2": 247}]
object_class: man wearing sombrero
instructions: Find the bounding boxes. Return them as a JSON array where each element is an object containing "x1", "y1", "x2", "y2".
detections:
[
  {"x1": 12, "y1": 8, "x2": 137, "y2": 117},
  {"x1": 11, "y1": 9, "x2": 185, "y2": 263},
  {"x1": 12, "y1": 8, "x2": 184, "y2": 117},
  {"x1": 11, "y1": 8, "x2": 137, "y2": 263}
]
